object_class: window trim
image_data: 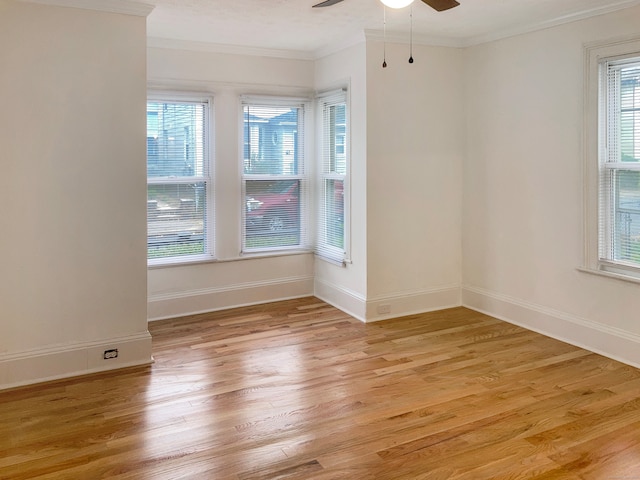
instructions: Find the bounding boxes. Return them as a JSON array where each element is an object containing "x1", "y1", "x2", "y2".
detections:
[
  {"x1": 146, "y1": 92, "x2": 215, "y2": 266},
  {"x1": 583, "y1": 35, "x2": 640, "y2": 282},
  {"x1": 239, "y1": 95, "x2": 312, "y2": 255},
  {"x1": 315, "y1": 88, "x2": 351, "y2": 266}
]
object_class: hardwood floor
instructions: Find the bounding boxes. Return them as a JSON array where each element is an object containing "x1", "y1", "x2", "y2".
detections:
[{"x1": 2, "y1": 298, "x2": 640, "y2": 479}]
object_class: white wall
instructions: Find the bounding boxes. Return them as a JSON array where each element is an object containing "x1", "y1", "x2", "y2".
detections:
[
  {"x1": 148, "y1": 40, "x2": 465, "y2": 324},
  {"x1": 0, "y1": 0, "x2": 152, "y2": 389},
  {"x1": 314, "y1": 43, "x2": 369, "y2": 320},
  {"x1": 463, "y1": 7, "x2": 640, "y2": 367},
  {"x1": 364, "y1": 41, "x2": 464, "y2": 320},
  {"x1": 146, "y1": 47, "x2": 317, "y2": 320}
]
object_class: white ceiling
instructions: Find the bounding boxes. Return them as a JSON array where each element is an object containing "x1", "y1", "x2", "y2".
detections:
[{"x1": 142, "y1": 0, "x2": 640, "y2": 57}]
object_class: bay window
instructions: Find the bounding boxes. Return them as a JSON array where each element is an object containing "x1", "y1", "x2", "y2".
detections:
[{"x1": 146, "y1": 90, "x2": 350, "y2": 265}]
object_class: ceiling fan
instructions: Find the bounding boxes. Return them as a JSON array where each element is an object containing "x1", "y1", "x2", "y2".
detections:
[{"x1": 312, "y1": 0, "x2": 460, "y2": 12}]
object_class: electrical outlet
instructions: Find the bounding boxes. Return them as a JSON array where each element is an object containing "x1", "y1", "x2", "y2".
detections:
[
  {"x1": 377, "y1": 304, "x2": 391, "y2": 314},
  {"x1": 103, "y1": 349, "x2": 119, "y2": 360}
]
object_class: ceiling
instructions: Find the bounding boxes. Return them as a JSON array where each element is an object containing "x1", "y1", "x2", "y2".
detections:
[{"x1": 142, "y1": 0, "x2": 640, "y2": 57}]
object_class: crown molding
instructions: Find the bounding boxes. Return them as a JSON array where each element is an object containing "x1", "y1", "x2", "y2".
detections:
[
  {"x1": 464, "y1": 0, "x2": 640, "y2": 47},
  {"x1": 366, "y1": 0, "x2": 640, "y2": 49},
  {"x1": 314, "y1": 31, "x2": 368, "y2": 60},
  {"x1": 18, "y1": 0, "x2": 154, "y2": 17},
  {"x1": 147, "y1": 37, "x2": 316, "y2": 61},
  {"x1": 33, "y1": 0, "x2": 636, "y2": 57}
]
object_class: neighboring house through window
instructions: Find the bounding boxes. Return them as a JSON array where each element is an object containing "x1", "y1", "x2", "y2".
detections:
[
  {"x1": 241, "y1": 97, "x2": 309, "y2": 253},
  {"x1": 147, "y1": 95, "x2": 212, "y2": 264}
]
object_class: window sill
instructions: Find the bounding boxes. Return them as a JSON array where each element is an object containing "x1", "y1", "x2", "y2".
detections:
[
  {"x1": 577, "y1": 265, "x2": 640, "y2": 285},
  {"x1": 148, "y1": 254, "x2": 216, "y2": 269},
  {"x1": 239, "y1": 248, "x2": 313, "y2": 260},
  {"x1": 148, "y1": 249, "x2": 313, "y2": 270},
  {"x1": 315, "y1": 253, "x2": 348, "y2": 267}
]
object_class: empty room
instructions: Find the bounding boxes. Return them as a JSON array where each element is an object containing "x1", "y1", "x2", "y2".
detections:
[{"x1": 1, "y1": 0, "x2": 640, "y2": 478}]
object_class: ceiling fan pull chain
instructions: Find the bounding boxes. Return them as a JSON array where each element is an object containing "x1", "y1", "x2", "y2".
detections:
[
  {"x1": 382, "y1": 6, "x2": 388, "y2": 68},
  {"x1": 409, "y1": 5, "x2": 414, "y2": 63}
]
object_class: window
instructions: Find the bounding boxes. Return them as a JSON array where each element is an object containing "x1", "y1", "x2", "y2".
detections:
[
  {"x1": 316, "y1": 90, "x2": 349, "y2": 265},
  {"x1": 147, "y1": 96, "x2": 212, "y2": 263},
  {"x1": 598, "y1": 55, "x2": 640, "y2": 275},
  {"x1": 242, "y1": 98, "x2": 308, "y2": 253}
]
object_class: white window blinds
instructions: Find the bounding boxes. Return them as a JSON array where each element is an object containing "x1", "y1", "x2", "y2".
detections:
[
  {"x1": 147, "y1": 98, "x2": 211, "y2": 262},
  {"x1": 599, "y1": 58, "x2": 640, "y2": 270},
  {"x1": 241, "y1": 99, "x2": 308, "y2": 253},
  {"x1": 316, "y1": 90, "x2": 348, "y2": 265}
]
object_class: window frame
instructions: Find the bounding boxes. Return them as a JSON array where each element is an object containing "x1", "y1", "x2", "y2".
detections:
[
  {"x1": 146, "y1": 92, "x2": 215, "y2": 267},
  {"x1": 583, "y1": 36, "x2": 640, "y2": 282},
  {"x1": 316, "y1": 88, "x2": 350, "y2": 266},
  {"x1": 240, "y1": 95, "x2": 312, "y2": 255}
]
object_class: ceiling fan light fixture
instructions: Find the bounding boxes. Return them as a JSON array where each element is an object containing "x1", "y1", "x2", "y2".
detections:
[{"x1": 380, "y1": 0, "x2": 415, "y2": 9}]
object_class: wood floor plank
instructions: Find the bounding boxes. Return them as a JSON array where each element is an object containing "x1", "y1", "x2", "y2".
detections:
[{"x1": 1, "y1": 298, "x2": 640, "y2": 479}]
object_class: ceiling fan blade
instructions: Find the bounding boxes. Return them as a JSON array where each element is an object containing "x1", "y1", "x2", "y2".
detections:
[
  {"x1": 421, "y1": 0, "x2": 460, "y2": 11},
  {"x1": 312, "y1": 0, "x2": 344, "y2": 7}
]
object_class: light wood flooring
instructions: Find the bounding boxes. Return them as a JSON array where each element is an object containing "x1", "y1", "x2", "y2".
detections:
[{"x1": 2, "y1": 297, "x2": 640, "y2": 479}]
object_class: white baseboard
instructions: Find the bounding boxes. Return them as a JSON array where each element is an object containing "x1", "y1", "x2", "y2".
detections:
[
  {"x1": 365, "y1": 285, "x2": 461, "y2": 322},
  {"x1": 0, "y1": 332, "x2": 153, "y2": 391},
  {"x1": 462, "y1": 285, "x2": 640, "y2": 370},
  {"x1": 148, "y1": 275, "x2": 315, "y2": 321},
  {"x1": 314, "y1": 278, "x2": 368, "y2": 322},
  {"x1": 315, "y1": 280, "x2": 461, "y2": 323}
]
